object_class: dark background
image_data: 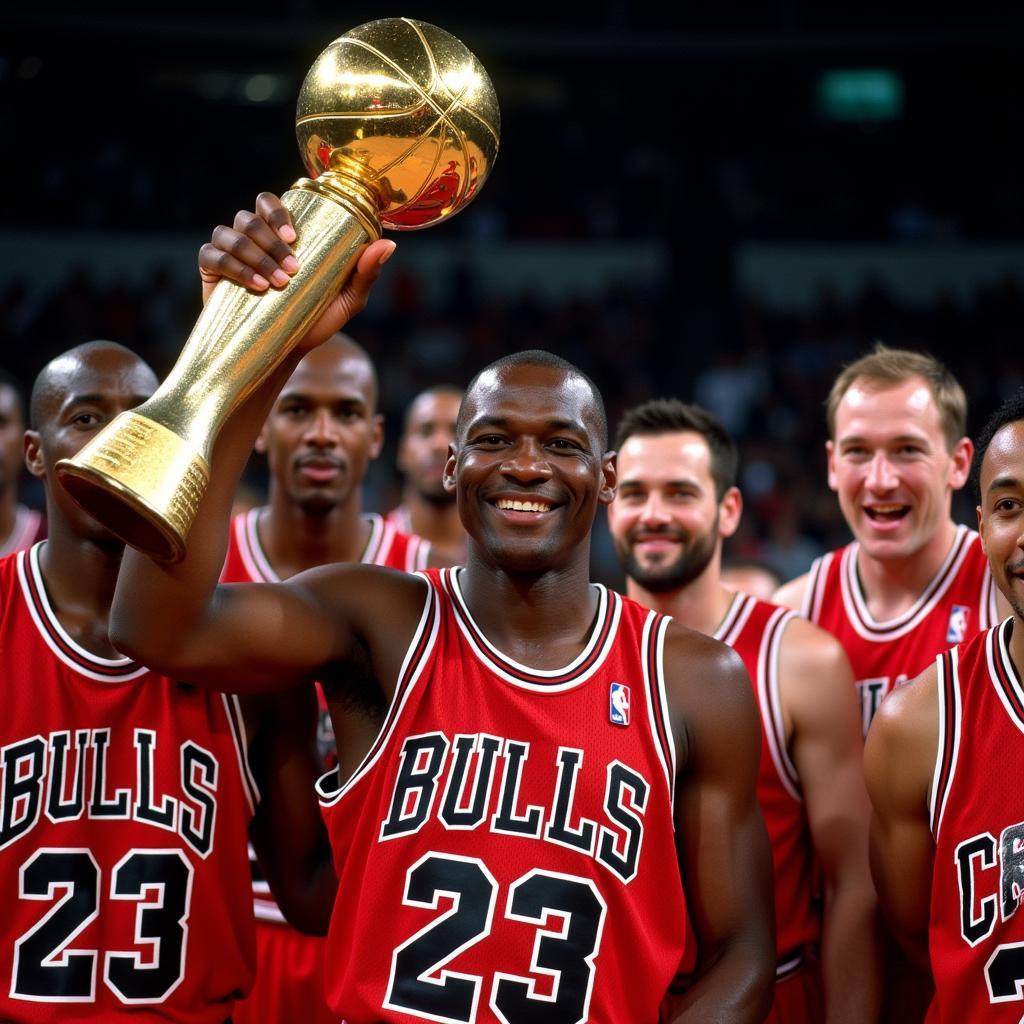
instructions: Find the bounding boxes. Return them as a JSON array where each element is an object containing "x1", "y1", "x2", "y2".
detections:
[{"x1": 3, "y1": 3, "x2": 1023, "y2": 582}]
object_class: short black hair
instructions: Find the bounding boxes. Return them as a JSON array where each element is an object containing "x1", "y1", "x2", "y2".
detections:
[
  {"x1": 614, "y1": 398, "x2": 739, "y2": 500},
  {"x1": 458, "y1": 350, "x2": 608, "y2": 451},
  {"x1": 973, "y1": 388, "x2": 1024, "y2": 499}
]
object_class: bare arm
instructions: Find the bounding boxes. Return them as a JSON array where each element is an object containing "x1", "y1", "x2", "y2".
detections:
[
  {"x1": 244, "y1": 686, "x2": 335, "y2": 933},
  {"x1": 863, "y1": 664, "x2": 938, "y2": 970},
  {"x1": 772, "y1": 571, "x2": 809, "y2": 612},
  {"x1": 666, "y1": 628, "x2": 775, "y2": 1024},
  {"x1": 781, "y1": 617, "x2": 881, "y2": 1023},
  {"x1": 111, "y1": 196, "x2": 403, "y2": 691}
]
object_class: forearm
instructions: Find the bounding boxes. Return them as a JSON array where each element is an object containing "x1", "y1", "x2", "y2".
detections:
[
  {"x1": 668, "y1": 940, "x2": 774, "y2": 1024},
  {"x1": 111, "y1": 351, "x2": 303, "y2": 667},
  {"x1": 822, "y1": 881, "x2": 883, "y2": 1023}
]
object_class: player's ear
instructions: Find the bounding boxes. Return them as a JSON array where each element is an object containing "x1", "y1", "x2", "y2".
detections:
[
  {"x1": 598, "y1": 450, "x2": 617, "y2": 506},
  {"x1": 24, "y1": 430, "x2": 44, "y2": 479},
  {"x1": 826, "y1": 439, "x2": 838, "y2": 492},
  {"x1": 949, "y1": 436, "x2": 974, "y2": 491},
  {"x1": 369, "y1": 413, "x2": 384, "y2": 460},
  {"x1": 254, "y1": 422, "x2": 269, "y2": 455},
  {"x1": 443, "y1": 442, "x2": 457, "y2": 494},
  {"x1": 719, "y1": 486, "x2": 742, "y2": 539}
]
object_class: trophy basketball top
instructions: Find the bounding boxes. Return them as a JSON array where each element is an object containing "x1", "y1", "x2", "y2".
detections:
[{"x1": 296, "y1": 18, "x2": 500, "y2": 231}]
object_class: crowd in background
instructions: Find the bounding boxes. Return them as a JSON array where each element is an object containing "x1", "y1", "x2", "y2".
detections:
[{"x1": 4, "y1": 257, "x2": 1022, "y2": 586}]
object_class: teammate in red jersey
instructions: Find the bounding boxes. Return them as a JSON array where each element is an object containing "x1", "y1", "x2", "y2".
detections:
[
  {"x1": 608, "y1": 398, "x2": 880, "y2": 1023},
  {"x1": 218, "y1": 332, "x2": 441, "y2": 1024},
  {"x1": 108, "y1": 193, "x2": 776, "y2": 1024},
  {"x1": 0, "y1": 341, "x2": 330, "y2": 1023},
  {"x1": 866, "y1": 389, "x2": 1024, "y2": 1021},
  {"x1": 774, "y1": 345, "x2": 1003, "y2": 736},
  {"x1": 385, "y1": 384, "x2": 467, "y2": 562},
  {"x1": 0, "y1": 369, "x2": 45, "y2": 556}
]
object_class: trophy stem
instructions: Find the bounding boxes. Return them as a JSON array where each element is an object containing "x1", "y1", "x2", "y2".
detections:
[{"x1": 56, "y1": 178, "x2": 382, "y2": 562}]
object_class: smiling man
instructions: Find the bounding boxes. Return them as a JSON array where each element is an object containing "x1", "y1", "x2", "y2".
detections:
[
  {"x1": 608, "y1": 398, "x2": 880, "y2": 1023},
  {"x1": 107, "y1": 198, "x2": 775, "y2": 1024},
  {"x1": 775, "y1": 345, "x2": 1002, "y2": 735},
  {"x1": 866, "y1": 389, "x2": 1024, "y2": 1021}
]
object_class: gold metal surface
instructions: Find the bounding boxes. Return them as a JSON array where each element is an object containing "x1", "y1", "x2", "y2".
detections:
[
  {"x1": 296, "y1": 18, "x2": 500, "y2": 230},
  {"x1": 56, "y1": 18, "x2": 500, "y2": 561}
]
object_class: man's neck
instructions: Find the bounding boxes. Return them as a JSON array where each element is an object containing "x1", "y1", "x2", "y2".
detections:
[
  {"x1": 625, "y1": 563, "x2": 735, "y2": 638},
  {"x1": 37, "y1": 522, "x2": 124, "y2": 658},
  {"x1": 855, "y1": 518, "x2": 960, "y2": 621},
  {"x1": 261, "y1": 490, "x2": 370, "y2": 579},
  {"x1": 400, "y1": 488, "x2": 464, "y2": 549},
  {"x1": 458, "y1": 547, "x2": 599, "y2": 669}
]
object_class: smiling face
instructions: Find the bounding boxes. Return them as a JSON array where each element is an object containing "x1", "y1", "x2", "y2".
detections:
[
  {"x1": 26, "y1": 344, "x2": 157, "y2": 544},
  {"x1": 258, "y1": 338, "x2": 383, "y2": 518},
  {"x1": 827, "y1": 375, "x2": 972, "y2": 563},
  {"x1": 608, "y1": 431, "x2": 740, "y2": 593},
  {"x1": 978, "y1": 419, "x2": 1024, "y2": 621},
  {"x1": 447, "y1": 362, "x2": 614, "y2": 573}
]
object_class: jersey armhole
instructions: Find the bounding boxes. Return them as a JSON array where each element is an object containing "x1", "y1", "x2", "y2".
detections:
[
  {"x1": 802, "y1": 554, "x2": 827, "y2": 621},
  {"x1": 929, "y1": 648, "x2": 961, "y2": 840},
  {"x1": 317, "y1": 574, "x2": 439, "y2": 806},
  {"x1": 642, "y1": 613, "x2": 677, "y2": 809},
  {"x1": 762, "y1": 609, "x2": 802, "y2": 800}
]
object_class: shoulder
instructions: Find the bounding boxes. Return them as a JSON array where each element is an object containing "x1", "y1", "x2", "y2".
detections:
[
  {"x1": 661, "y1": 619, "x2": 760, "y2": 764},
  {"x1": 864, "y1": 661, "x2": 938, "y2": 808},
  {"x1": 772, "y1": 572, "x2": 810, "y2": 611},
  {"x1": 778, "y1": 613, "x2": 852, "y2": 682}
]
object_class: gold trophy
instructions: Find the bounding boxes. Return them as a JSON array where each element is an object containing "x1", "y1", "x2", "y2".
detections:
[{"x1": 56, "y1": 18, "x2": 499, "y2": 561}]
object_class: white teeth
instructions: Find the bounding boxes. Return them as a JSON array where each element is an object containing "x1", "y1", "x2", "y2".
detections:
[
  {"x1": 869, "y1": 505, "x2": 905, "y2": 513},
  {"x1": 496, "y1": 498, "x2": 551, "y2": 512}
]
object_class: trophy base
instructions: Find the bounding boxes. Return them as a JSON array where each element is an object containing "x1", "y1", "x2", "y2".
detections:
[{"x1": 55, "y1": 411, "x2": 210, "y2": 563}]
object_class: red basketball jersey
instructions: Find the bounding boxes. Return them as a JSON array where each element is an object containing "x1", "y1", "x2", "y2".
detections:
[
  {"x1": 318, "y1": 567, "x2": 687, "y2": 1023},
  {"x1": 0, "y1": 505, "x2": 45, "y2": 558},
  {"x1": 927, "y1": 617, "x2": 1024, "y2": 1021},
  {"x1": 802, "y1": 525, "x2": 997, "y2": 734},
  {"x1": 0, "y1": 544, "x2": 259, "y2": 1023},
  {"x1": 384, "y1": 504, "x2": 413, "y2": 536},
  {"x1": 221, "y1": 506, "x2": 431, "y2": 923},
  {"x1": 716, "y1": 593, "x2": 819, "y2": 969},
  {"x1": 222, "y1": 507, "x2": 430, "y2": 589}
]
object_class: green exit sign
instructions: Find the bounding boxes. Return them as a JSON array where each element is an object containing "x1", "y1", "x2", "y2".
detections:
[{"x1": 817, "y1": 69, "x2": 904, "y2": 122}]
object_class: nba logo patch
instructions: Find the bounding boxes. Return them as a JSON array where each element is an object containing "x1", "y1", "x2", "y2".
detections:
[
  {"x1": 946, "y1": 605, "x2": 971, "y2": 644},
  {"x1": 609, "y1": 683, "x2": 631, "y2": 726}
]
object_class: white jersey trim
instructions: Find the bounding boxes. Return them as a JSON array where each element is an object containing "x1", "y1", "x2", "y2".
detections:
[
  {"x1": 222, "y1": 693, "x2": 260, "y2": 815},
  {"x1": 987, "y1": 617, "x2": 1024, "y2": 736},
  {"x1": 316, "y1": 574, "x2": 438, "y2": 806},
  {"x1": 761, "y1": 609, "x2": 802, "y2": 802},
  {"x1": 18, "y1": 544, "x2": 149, "y2": 682},
  {"x1": 236, "y1": 508, "x2": 402, "y2": 579},
  {"x1": 930, "y1": 646, "x2": 962, "y2": 840},
  {"x1": 803, "y1": 552, "x2": 833, "y2": 623},
  {"x1": 840, "y1": 525, "x2": 975, "y2": 642},
  {"x1": 641, "y1": 612, "x2": 675, "y2": 804},
  {"x1": 714, "y1": 591, "x2": 757, "y2": 647},
  {"x1": 446, "y1": 568, "x2": 622, "y2": 692}
]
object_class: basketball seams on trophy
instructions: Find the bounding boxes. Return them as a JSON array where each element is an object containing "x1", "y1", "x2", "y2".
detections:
[{"x1": 56, "y1": 17, "x2": 499, "y2": 562}]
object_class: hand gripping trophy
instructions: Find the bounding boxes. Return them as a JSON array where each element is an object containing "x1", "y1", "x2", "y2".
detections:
[{"x1": 56, "y1": 18, "x2": 499, "y2": 561}]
